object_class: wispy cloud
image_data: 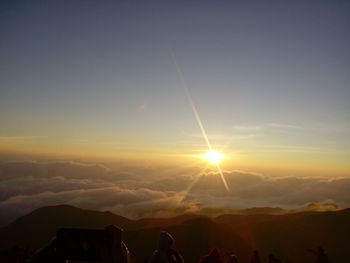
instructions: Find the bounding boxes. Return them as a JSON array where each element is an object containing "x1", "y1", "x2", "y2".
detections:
[{"x1": 0, "y1": 136, "x2": 45, "y2": 145}]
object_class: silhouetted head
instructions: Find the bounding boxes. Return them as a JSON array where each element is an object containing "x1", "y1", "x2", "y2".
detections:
[
  {"x1": 158, "y1": 231, "x2": 174, "y2": 251},
  {"x1": 228, "y1": 252, "x2": 238, "y2": 262},
  {"x1": 105, "y1": 225, "x2": 123, "y2": 244},
  {"x1": 209, "y1": 247, "x2": 220, "y2": 258},
  {"x1": 199, "y1": 248, "x2": 222, "y2": 263},
  {"x1": 317, "y1": 247, "x2": 325, "y2": 254}
]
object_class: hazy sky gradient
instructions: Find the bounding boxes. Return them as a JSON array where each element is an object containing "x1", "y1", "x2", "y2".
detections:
[{"x1": 1, "y1": 1, "x2": 350, "y2": 176}]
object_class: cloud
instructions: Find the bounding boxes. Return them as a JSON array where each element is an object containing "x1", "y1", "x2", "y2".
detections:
[
  {"x1": 0, "y1": 161, "x2": 111, "y2": 181},
  {"x1": 0, "y1": 161, "x2": 198, "y2": 222},
  {"x1": 0, "y1": 186, "x2": 166, "y2": 214},
  {"x1": 0, "y1": 161, "x2": 349, "y2": 225},
  {"x1": 301, "y1": 202, "x2": 342, "y2": 212},
  {"x1": 188, "y1": 171, "x2": 350, "y2": 209}
]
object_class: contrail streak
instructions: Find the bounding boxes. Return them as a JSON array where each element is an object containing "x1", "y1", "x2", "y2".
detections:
[{"x1": 168, "y1": 46, "x2": 229, "y2": 191}]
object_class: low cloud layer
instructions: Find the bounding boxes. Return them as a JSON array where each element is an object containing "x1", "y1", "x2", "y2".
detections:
[{"x1": 0, "y1": 160, "x2": 349, "y2": 225}]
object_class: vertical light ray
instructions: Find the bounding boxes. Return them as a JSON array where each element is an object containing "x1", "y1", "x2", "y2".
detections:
[
  {"x1": 169, "y1": 46, "x2": 229, "y2": 191},
  {"x1": 177, "y1": 165, "x2": 209, "y2": 202},
  {"x1": 169, "y1": 47, "x2": 212, "y2": 151},
  {"x1": 216, "y1": 164, "x2": 229, "y2": 191}
]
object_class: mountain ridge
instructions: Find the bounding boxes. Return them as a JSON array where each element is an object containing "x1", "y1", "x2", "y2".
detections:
[{"x1": 1, "y1": 205, "x2": 349, "y2": 263}]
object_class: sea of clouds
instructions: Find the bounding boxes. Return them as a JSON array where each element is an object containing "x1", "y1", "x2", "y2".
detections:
[{"x1": 0, "y1": 160, "x2": 349, "y2": 226}]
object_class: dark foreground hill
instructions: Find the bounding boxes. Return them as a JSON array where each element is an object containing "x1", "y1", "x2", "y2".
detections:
[{"x1": 0, "y1": 205, "x2": 349, "y2": 263}]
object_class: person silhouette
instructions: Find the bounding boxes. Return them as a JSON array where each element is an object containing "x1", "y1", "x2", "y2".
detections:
[
  {"x1": 226, "y1": 252, "x2": 238, "y2": 263},
  {"x1": 268, "y1": 253, "x2": 282, "y2": 263},
  {"x1": 150, "y1": 231, "x2": 184, "y2": 263},
  {"x1": 104, "y1": 225, "x2": 130, "y2": 263},
  {"x1": 250, "y1": 250, "x2": 260, "y2": 263},
  {"x1": 26, "y1": 225, "x2": 130, "y2": 263},
  {"x1": 307, "y1": 247, "x2": 329, "y2": 263},
  {"x1": 198, "y1": 248, "x2": 223, "y2": 263}
]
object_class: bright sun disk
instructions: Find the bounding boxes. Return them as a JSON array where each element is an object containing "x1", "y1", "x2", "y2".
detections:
[{"x1": 203, "y1": 151, "x2": 224, "y2": 164}]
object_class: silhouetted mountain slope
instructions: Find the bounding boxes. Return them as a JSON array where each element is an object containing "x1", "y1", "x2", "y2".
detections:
[
  {"x1": 0, "y1": 205, "x2": 135, "y2": 249},
  {"x1": 269, "y1": 210, "x2": 350, "y2": 263},
  {"x1": 197, "y1": 207, "x2": 287, "y2": 217},
  {"x1": 135, "y1": 214, "x2": 206, "y2": 229},
  {"x1": 0, "y1": 205, "x2": 349, "y2": 263},
  {"x1": 215, "y1": 209, "x2": 350, "y2": 263},
  {"x1": 0, "y1": 206, "x2": 203, "y2": 249},
  {"x1": 125, "y1": 217, "x2": 251, "y2": 263}
]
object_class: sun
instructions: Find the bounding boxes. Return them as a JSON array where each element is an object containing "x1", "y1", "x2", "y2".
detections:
[{"x1": 203, "y1": 150, "x2": 224, "y2": 164}]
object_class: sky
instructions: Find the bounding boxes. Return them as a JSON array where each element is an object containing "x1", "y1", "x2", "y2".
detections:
[{"x1": 0, "y1": 1, "x2": 350, "y2": 221}]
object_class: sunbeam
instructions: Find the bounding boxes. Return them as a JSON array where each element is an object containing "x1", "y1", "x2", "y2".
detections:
[{"x1": 169, "y1": 46, "x2": 229, "y2": 191}]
